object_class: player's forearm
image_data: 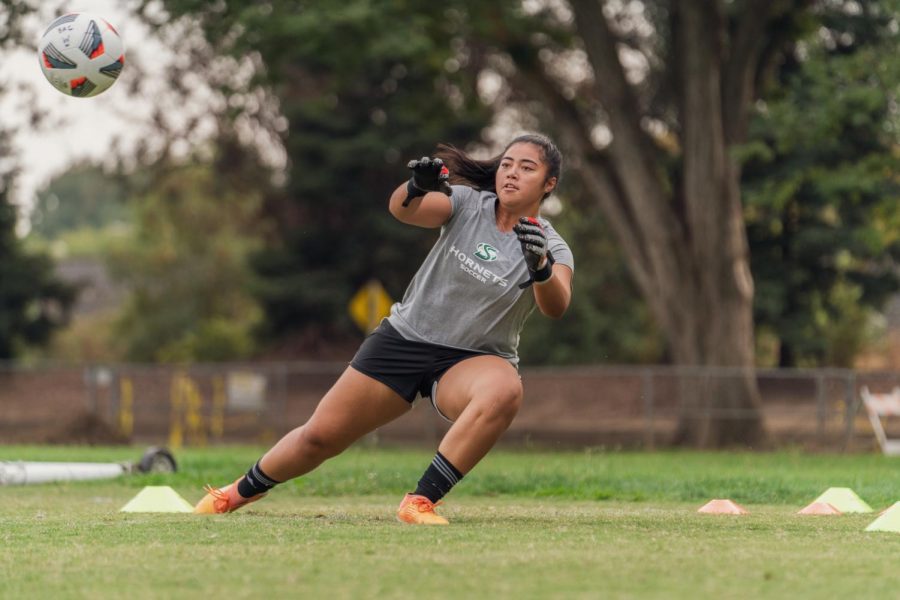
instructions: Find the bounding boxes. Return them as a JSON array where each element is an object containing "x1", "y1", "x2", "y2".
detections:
[
  {"x1": 389, "y1": 182, "x2": 421, "y2": 217},
  {"x1": 533, "y1": 266, "x2": 571, "y2": 318}
]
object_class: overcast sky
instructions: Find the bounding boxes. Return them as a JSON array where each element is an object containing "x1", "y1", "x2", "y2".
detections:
[{"x1": 4, "y1": 1, "x2": 161, "y2": 226}]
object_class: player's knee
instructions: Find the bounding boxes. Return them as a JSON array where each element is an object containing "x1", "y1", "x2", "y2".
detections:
[
  {"x1": 486, "y1": 379, "x2": 523, "y2": 423},
  {"x1": 298, "y1": 425, "x2": 342, "y2": 460}
]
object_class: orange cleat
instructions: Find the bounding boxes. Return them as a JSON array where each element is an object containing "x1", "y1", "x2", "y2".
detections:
[
  {"x1": 193, "y1": 478, "x2": 266, "y2": 515},
  {"x1": 396, "y1": 493, "x2": 449, "y2": 525}
]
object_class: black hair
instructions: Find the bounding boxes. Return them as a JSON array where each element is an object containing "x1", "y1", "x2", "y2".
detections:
[{"x1": 435, "y1": 133, "x2": 562, "y2": 201}]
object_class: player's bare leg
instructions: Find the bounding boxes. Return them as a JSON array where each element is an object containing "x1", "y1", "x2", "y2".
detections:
[
  {"x1": 433, "y1": 355, "x2": 522, "y2": 471},
  {"x1": 258, "y1": 367, "x2": 410, "y2": 480},
  {"x1": 398, "y1": 355, "x2": 522, "y2": 525},
  {"x1": 195, "y1": 367, "x2": 410, "y2": 514}
]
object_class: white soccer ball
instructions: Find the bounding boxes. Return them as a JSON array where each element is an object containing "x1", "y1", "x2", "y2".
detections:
[{"x1": 38, "y1": 13, "x2": 125, "y2": 98}]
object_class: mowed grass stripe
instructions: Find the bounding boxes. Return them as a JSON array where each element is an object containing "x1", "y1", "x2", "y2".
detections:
[
  {"x1": 2, "y1": 445, "x2": 897, "y2": 505},
  {"x1": 1, "y1": 447, "x2": 899, "y2": 598},
  {"x1": 1, "y1": 492, "x2": 898, "y2": 599}
]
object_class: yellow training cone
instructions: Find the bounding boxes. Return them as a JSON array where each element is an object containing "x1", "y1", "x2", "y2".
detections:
[
  {"x1": 865, "y1": 502, "x2": 900, "y2": 533},
  {"x1": 876, "y1": 501, "x2": 900, "y2": 516},
  {"x1": 120, "y1": 486, "x2": 193, "y2": 513},
  {"x1": 812, "y1": 488, "x2": 873, "y2": 513}
]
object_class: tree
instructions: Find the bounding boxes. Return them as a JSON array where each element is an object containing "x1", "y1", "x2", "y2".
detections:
[
  {"x1": 0, "y1": 167, "x2": 76, "y2": 359},
  {"x1": 0, "y1": 1, "x2": 75, "y2": 359},
  {"x1": 29, "y1": 162, "x2": 131, "y2": 238},
  {"x1": 108, "y1": 147, "x2": 266, "y2": 362},
  {"x1": 519, "y1": 192, "x2": 663, "y2": 365},
  {"x1": 138, "y1": 0, "x2": 661, "y2": 365},
  {"x1": 140, "y1": 0, "x2": 493, "y2": 345},
  {"x1": 743, "y1": 3, "x2": 900, "y2": 367},
  {"x1": 447, "y1": 0, "x2": 890, "y2": 446},
  {"x1": 133, "y1": 1, "x2": 900, "y2": 446}
]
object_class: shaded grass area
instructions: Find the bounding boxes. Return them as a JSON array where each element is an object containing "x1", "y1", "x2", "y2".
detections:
[{"x1": 1, "y1": 447, "x2": 898, "y2": 599}]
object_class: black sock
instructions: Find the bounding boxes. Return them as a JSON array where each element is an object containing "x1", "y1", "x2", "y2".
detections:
[
  {"x1": 237, "y1": 460, "x2": 281, "y2": 498},
  {"x1": 414, "y1": 451, "x2": 464, "y2": 503}
]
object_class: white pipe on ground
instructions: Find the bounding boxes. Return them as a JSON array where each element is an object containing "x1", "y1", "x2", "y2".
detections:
[{"x1": 0, "y1": 461, "x2": 128, "y2": 485}]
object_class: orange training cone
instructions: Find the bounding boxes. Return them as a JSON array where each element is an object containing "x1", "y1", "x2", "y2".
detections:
[
  {"x1": 697, "y1": 499, "x2": 749, "y2": 515},
  {"x1": 798, "y1": 501, "x2": 842, "y2": 515}
]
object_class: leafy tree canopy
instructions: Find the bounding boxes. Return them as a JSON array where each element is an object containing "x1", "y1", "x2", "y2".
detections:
[
  {"x1": 108, "y1": 147, "x2": 265, "y2": 363},
  {"x1": 141, "y1": 0, "x2": 492, "y2": 343},
  {"x1": 29, "y1": 163, "x2": 131, "y2": 239},
  {"x1": 0, "y1": 1, "x2": 75, "y2": 359},
  {"x1": 743, "y1": 1, "x2": 900, "y2": 367}
]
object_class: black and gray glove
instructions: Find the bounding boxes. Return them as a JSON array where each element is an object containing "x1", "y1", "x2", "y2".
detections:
[
  {"x1": 403, "y1": 157, "x2": 451, "y2": 206},
  {"x1": 513, "y1": 217, "x2": 555, "y2": 288}
]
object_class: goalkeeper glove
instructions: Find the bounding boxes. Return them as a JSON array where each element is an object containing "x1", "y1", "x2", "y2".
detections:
[
  {"x1": 513, "y1": 217, "x2": 555, "y2": 288},
  {"x1": 403, "y1": 157, "x2": 451, "y2": 206}
]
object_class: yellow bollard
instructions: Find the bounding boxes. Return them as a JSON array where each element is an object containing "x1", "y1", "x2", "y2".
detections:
[
  {"x1": 168, "y1": 373, "x2": 185, "y2": 450},
  {"x1": 118, "y1": 377, "x2": 134, "y2": 437},
  {"x1": 184, "y1": 379, "x2": 207, "y2": 447},
  {"x1": 210, "y1": 376, "x2": 225, "y2": 440}
]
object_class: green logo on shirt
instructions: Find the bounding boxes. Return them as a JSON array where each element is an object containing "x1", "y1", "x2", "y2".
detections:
[{"x1": 474, "y1": 243, "x2": 498, "y2": 261}]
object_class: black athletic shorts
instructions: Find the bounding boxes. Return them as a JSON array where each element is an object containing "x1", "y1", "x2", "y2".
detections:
[{"x1": 350, "y1": 320, "x2": 487, "y2": 404}]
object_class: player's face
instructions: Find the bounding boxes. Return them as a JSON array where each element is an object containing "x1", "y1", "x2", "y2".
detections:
[{"x1": 496, "y1": 143, "x2": 557, "y2": 208}]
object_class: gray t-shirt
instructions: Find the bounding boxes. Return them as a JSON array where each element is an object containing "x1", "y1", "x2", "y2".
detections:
[{"x1": 387, "y1": 185, "x2": 575, "y2": 364}]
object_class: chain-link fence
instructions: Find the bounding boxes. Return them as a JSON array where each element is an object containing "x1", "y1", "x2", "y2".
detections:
[{"x1": 1, "y1": 361, "x2": 898, "y2": 451}]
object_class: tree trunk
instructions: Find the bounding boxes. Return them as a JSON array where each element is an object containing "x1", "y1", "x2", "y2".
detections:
[
  {"x1": 501, "y1": 0, "x2": 808, "y2": 447},
  {"x1": 666, "y1": 0, "x2": 766, "y2": 447},
  {"x1": 509, "y1": 0, "x2": 806, "y2": 446}
]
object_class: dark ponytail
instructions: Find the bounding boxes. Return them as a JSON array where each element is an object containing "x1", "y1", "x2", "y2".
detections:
[
  {"x1": 434, "y1": 144, "x2": 501, "y2": 193},
  {"x1": 435, "y1": 133, "x2": 562, "y2": 200}
]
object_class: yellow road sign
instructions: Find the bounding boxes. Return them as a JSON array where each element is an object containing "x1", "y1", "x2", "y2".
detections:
[{"x1": 349, "y1": 279, "x2": 393, "y2": 333}]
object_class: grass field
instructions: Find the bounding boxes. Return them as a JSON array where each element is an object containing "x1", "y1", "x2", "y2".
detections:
[{"x1": 1, "y1": 446, "x2": 899, "y2": 599}]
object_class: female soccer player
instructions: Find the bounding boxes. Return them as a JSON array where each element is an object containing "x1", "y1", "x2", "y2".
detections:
[{"x1": 195, "y1": 133, "x2": 575, "y2": 524}]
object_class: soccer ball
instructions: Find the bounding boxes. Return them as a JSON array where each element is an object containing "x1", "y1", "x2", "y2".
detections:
[{"x1": 38, "y1": 13, "x2": 125, "y2": 98}]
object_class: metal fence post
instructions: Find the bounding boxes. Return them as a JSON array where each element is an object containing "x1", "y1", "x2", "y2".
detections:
[
  {"x1": 109, "y1": 367, "x2": 120, "y2": 425},
  {"x1": 815, "y1": 373, "x2": 826, "y2": 442},
  {"x1": 642, "y1": 368, "x2": 654, "y2": 450},
  {"x1": 84, "y1": 364, "x2": 97, "y2": 416},
  {"x1": 842, "y1": 371, "x2": 858, "y2": 452},
  {"x1": 278, "y1": 364, "x2": 289, "y2": 435}
]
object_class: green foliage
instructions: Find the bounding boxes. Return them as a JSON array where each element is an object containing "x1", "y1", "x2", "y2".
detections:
[
  {"x1": 144, "y1": 0, "x2": 492, "y2": 341},
  {"x1": 32, "y1": 311, "x2": 122, "y2": 363},
  {"x1": 155, "y1": 317, "x2": 258, "y2": 362},
  {"x1": 24, "y1": 223, "x2": 133, "y2": 260},
  {"x1": 743, "y1": 6, "x2": 900, "y2": 367},
  {"x1": 0, "y1": 1, "x2": 75, "y2": 360},
  {"x1": 0, "y1": 134, "x2": 74, "y2": 359},
  {"x1": 131, "y1": 0, "x2": 900, "y2": 369},
  {"x1": 136, "y1": 0, "x2": 668, "y2": 364},
  {"x1": 519, "y1": 200, "x2": 663, "y2": 365},
  {"x1": 108, "y1": 162, "x2": 263, "y2": 362},
  {"x1": 29, "y1": 163, "x2": 131, "y2": 238},
  {"x1": 0, "y1": 200, "x2": 76, "y2": 359},
  {"x1": 20, "y1": 166, "x2": 134, "y2": 363}
]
